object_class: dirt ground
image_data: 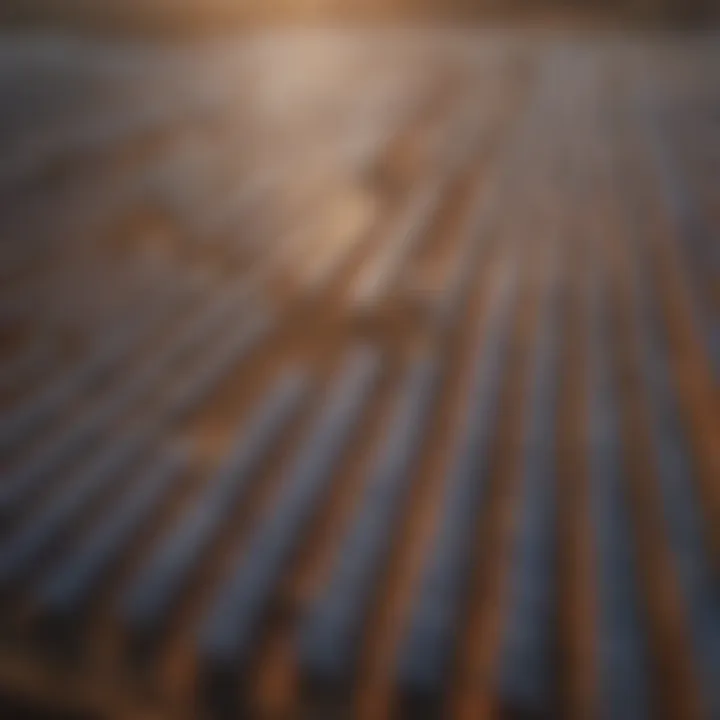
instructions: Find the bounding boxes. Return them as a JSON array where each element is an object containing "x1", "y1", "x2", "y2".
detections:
[{"x1": 0, "y1": 0, "x2": 717, "y2": 34}]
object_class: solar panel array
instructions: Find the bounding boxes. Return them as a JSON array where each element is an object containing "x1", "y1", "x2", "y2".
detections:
[{"x1": 0, "y1": 31, "x2": 718, "y2": 719}]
